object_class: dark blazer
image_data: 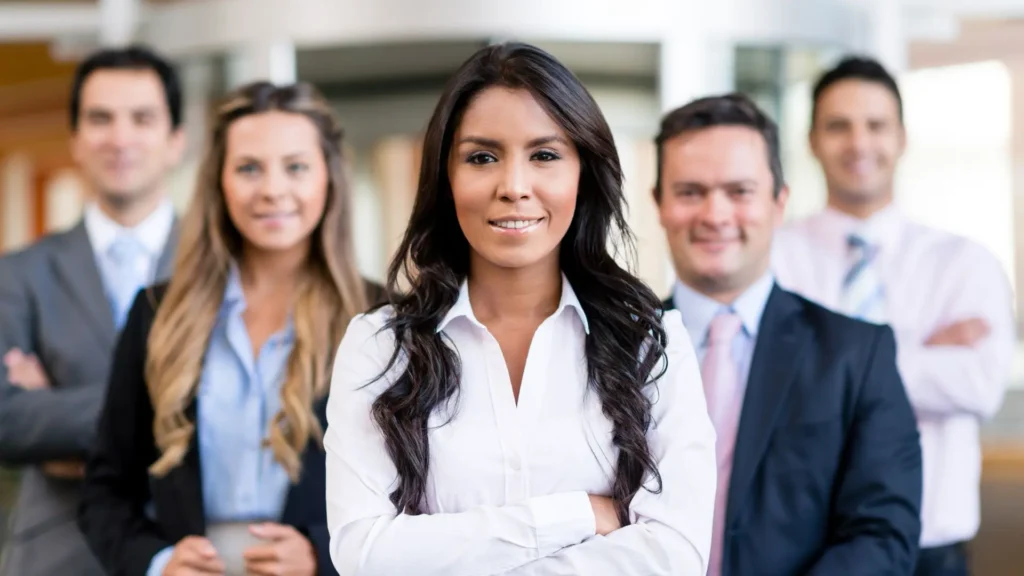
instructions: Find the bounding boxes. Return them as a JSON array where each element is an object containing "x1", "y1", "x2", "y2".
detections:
[
  {"x1": 0, "y1": 220, "x2": 177, "y2": 576},
  {"x1": 664, "y1": 284, "x2": 922, "y2": 575},
  {"x1": 78, "y1": 280, "x2": 385, "y2": 576}
]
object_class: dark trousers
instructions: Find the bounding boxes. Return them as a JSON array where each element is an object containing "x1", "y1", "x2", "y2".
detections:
[{"x1": 914, "y1": 542, "x2": 969, "y2": 576}]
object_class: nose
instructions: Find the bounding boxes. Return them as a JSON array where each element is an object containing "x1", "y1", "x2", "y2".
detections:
[
  {"x1": 109, "y1": 117, "x2": 134, "y2": 148},
  {"x1": 497, "y1": 158, "x2": 531, "y2": 202},
  {"x1": 699, "y1": 189, "x2": 732, "y2": 225},
  {"x1": 848, "y1": 124, "x2": 872, "y2": 153},
  {"x1": 259, "y1": 166, "x2": 289, "y2": 200}
]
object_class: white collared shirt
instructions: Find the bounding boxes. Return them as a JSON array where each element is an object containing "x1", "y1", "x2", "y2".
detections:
[
  {"x1": 84, "y1": 199, "x2": 175, "y2": 285},
  {"x1": 324, "y1": 276, "x2": 716, "y2": 575},
  {"x1": 772, "y1": 206, "x2": 1016, "y2": 547}
]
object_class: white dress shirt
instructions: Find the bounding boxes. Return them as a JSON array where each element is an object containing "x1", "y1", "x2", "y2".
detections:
[
  {"x1": 83, "y1": 199, "x2": 175, "y2": 286},
  {"x1": 772, "y1": 205, "x2": 1016, "y2": 547},
  {"x1": 324, "y1": 276, "x2": 717, "y2": 576}
]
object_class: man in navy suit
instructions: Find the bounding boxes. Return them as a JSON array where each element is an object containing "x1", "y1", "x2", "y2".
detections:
[{"x1": 654, "y1": 93, "x2": 922, "y2": 575}]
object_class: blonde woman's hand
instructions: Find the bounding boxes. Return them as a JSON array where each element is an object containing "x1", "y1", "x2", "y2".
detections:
[
  {"x1": 163, "y1": 536, "x2": 225, "y2": 575},
  {"x1": 242, "y1": 522, "x2": 316, "y2": 576}
]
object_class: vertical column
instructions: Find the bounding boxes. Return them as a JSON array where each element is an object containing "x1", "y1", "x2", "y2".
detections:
[
  {"x1": 98, "y1": 0, "x2": 139, "y2": 47},
  {"x1": 167, "y1": 56, "x2": 217, "y2": 213},
  {"x1": 44, "y1": 169, "x2": 86, "y2": 233},
  {"x1": 856, "y1": 0, "x2": 907, "y2": 74},
  {"x1": 658, "y1": 1, "x2": 734, "y2": 112},
  {"x1": 1009, "y1": 60, "x2": 1024, "y2": 332},
  {"x1": 1, "y1": 154, "x2": 35, "y2": 252},
  {"x1": 371, "y1": 136, "x2": 422, "y2": 284},
  {"x1": 225, "y1": 40, "x2": 297, "y2": 89}
]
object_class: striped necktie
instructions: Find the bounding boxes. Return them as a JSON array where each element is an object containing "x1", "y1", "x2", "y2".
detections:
[{"x1": 839, "y1": 233, "x2": 887, "y2": 324}]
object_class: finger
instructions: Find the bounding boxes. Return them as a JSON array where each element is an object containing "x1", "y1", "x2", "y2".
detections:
[
  {"x1": 180, "y1": 553, "x2": 225, "y2": 574},
  {"x1": 3, "y1": 349, "x2": 24, "y2": 365},
  {"x1": 244, "y1": 559, "x2": 282, "y2": 576},
  {"x1": 242, "y1": 543, "x2": 279, "y2": 562},
  {"x1": 182, "y1": 536, "x2": 219, "y2": 559},
  {"x1": 249, "y1": 522, "x2": 298, "y2": 542}
]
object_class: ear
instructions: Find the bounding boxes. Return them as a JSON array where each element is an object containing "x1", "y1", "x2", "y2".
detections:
[
  {"x1": 167, "y1": 128, "x2": 187, "y2": 167},
  {"x1": 773, "y1": 185, "x2": 790, "y2": 225}
]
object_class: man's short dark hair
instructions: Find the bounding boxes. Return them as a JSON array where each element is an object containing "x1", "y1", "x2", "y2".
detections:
[
  {"x1": 811, "y1": 56, "x2": 903, "y2": 127},
  {"x1": 654, "y1": 93, "x2": 785, "y2": 200},
  {"x1": 69, "y1": 45, "x2": 183, "y2": 131}
]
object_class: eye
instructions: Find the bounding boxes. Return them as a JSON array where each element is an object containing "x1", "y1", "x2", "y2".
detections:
[
  {"x1": 532, "y1": 150, "x2": 560, "y2": 162},
  {"x1": 236, "y1": 163, "x2": 260, "y2": 175},
  {"x1": 287, "y1": 162, "x2": 309, "y2": 174},
  {"x1": 466, "y1": 151, "x2": 497, "y2": 165}
]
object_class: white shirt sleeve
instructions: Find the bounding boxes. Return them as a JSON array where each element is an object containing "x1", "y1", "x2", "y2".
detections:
[
  {"x1": 499, "y1": 311, "x2": 718, "y2": 575},
  {"x1": 324, "y1": 312, "x2": 597, "y2": 576},
  {"x1": 894, "y1": 243, "x2": 1016, "y2": 419}
]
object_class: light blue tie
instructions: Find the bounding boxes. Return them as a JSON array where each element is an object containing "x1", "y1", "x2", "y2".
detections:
[
  {"x1": 106, "y1": 234, "x2": 146, "y2": 330},
  {"x1": 839, "y1": 233, "x2": 887, "y2": 324}
]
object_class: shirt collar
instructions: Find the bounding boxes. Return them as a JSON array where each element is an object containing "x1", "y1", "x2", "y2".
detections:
[
  {"x1": 815, "y1": 203, "x2": 904, "y2": 255},
  {"x1": 220, "y1": 261, "x2": 296, "y2": 343},
  {"x1": 84, "y1": 199, "x2": 175, "y2": 257},
  {"x1": 672, "y1": 271, "x2": 775, "y2": 347},
  {"x1": 436, "y1": 273, "x2": 590, "y2": 334}
]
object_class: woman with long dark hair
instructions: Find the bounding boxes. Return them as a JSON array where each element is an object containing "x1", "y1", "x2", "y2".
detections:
[{"x1": 324, "y1": 43, "x2": 716, "y2": 575}]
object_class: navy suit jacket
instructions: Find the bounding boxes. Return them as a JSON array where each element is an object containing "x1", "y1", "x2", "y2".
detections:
[{"x1": 665, "y1": 284, "x2": 922, "y2": 575}]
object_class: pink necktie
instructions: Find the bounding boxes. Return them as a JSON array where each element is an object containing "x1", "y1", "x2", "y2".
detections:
[{"x1": 702, "y1": 313, "x2": 743, "y2": 576}]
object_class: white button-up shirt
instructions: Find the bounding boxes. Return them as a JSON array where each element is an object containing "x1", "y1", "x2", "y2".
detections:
[
  {"x1": 772, "y1": 206, "x2": 1016, "y2": 547},
  {"x1": 325, "y1": 276, "x2": 716, "y2": 575},
  {"x1": 84, "y1": 199, "x2": 175, "y2": 285}
]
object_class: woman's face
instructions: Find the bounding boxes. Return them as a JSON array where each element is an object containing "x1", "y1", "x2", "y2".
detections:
[
  {"x1": 221, "y1": 110, "x2": 329, "y2": 256},
  {"x1": 448, "y1": 87, "x2": 581, "y2": 274}
]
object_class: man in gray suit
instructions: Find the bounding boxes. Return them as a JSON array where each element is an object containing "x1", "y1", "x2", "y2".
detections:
[{"x1": 0, "y1": 46, "x2": 186, "y2": 576}]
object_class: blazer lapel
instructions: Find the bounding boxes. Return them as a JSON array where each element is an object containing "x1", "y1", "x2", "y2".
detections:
[
  {"x1": 171, "y1": 399, "x2": 206, "y2": 534},
  {"x1": 154, "y1": 219, "x2": 180, "y2": 281},
  {"x1": 49, "y1": 221, "x2": 116, "y2": 348},
  {"x1": 725, "y1": 286, "x2": 808, "y2": 526}
]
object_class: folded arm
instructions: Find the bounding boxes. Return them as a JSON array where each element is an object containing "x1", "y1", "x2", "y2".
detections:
[
  {"x1": 895, "y1": 244, "x2": 1016, "y2": 419},
  {"x1": 806, "y1": 326, "x2": 922, "y2": 575},
  {"x1": 0, "y1": 255, "x2": 106, "y2": 464},
  {"x1": 498, "y1": 312, "x2": 716, "y2": 575}
]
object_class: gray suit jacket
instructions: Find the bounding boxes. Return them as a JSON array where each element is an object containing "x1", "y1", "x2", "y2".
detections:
[{"x1": 0, "y1": 219, "x2": 178, "y2": 576}]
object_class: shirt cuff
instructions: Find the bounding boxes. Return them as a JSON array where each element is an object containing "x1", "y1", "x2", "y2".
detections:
[
  {"x1": 146, "y1": 546, "x2": 174, "y2": 576},
  {"x1": 528, "y1": 491, "x2": 596, "y2": 556}
]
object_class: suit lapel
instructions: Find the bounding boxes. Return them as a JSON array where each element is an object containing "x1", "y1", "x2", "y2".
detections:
[
  {"x1": 154, "y1": 219, "x2": 180, "y2": 281},
  {"x1": 49, "y1": 222, "x2": 116, "y2": 348},
  {"x1": 726, "y1": 286, "x2": 808, "y2": 526}
]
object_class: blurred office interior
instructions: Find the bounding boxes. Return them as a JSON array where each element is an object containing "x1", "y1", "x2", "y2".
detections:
[{"x1": 2, "y1": 0, "x2": 1024, "y2": 572}]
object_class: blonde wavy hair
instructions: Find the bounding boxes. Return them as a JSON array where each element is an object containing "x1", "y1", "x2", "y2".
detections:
[{"x1": 146, "y1": 81, "x2": 367, "y2": 481}]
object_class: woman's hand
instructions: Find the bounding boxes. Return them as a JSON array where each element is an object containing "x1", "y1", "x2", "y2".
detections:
[
  {"x1": 163, "y1": 536, "x2": 225, "y2": 575},
  {"x1": 242, "y1": 522, "x2": 316, "y2": 576},
  {"x1": 588, "y1": 494, "x2": 622, "y2": 536}
]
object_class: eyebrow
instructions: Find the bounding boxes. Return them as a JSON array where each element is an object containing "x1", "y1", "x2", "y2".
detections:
[
  {"x1": 232, "y1": 152, "x2": 311, "y2": 162},
  {"x1": 672, "y1": 179, "x2": 758, "y2": 189},
  {"x1": 456, "y1": 135, "x2": 569, "y2": 149}
]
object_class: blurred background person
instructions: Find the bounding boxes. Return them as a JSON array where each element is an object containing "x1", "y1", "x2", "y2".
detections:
[
  {"x1": 324, "y1": 42, "x2": 716, "y2": 576},
  {"x1": 0, "y1": 45, "x2": 184, "y2": 576},
  {"x1": 773, "y1": 57, "x2": 1017, "y2": 576},
  {"x1": 656, "y1": 93, "x2": 921, "y2": 575},
  {"x1": 77, "y1": 81, "x2": 380, "y2": 576}
]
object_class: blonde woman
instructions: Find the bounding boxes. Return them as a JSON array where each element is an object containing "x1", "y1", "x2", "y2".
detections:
[{"x1": 78, "y1": 81, "x2": 380, "y2": 576}]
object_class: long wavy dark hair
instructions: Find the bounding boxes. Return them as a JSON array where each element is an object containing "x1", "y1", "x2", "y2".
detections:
[{"x1": 374, "y1": 42, "x2": 668, "y2": 523}]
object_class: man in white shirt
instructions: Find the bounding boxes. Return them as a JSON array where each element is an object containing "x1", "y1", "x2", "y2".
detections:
[
  {"x1": 0, "y1": 45, "x2": 185, "y2": 576},
  {"x1": 656, "y1": 93, "x2": 921, "y2": 576},
  {"x1": 772, "y1": 56, "x2": 1017, "y2": 576}
]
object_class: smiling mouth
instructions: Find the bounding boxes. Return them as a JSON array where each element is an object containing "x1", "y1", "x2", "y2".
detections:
[{"x1": 489, "y1": 218, "x2": 543, "y2": 231}]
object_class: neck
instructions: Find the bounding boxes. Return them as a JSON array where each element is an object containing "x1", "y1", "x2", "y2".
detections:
[
  {"x1": 96, "y1": 189, "x2": 166, "y2": 228},
  {"x1": 467, "y1": 254, "x2": 562, "y2": 324},
  {"x1": 239, "y1": 242, "x2": 310, "y2": 297},
  {"x1": 678, "y1": 259, "x2": 769, "y2": 306},
  {"x1": 826, "y1": 189, "x2": 893, "y2": 220}
]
